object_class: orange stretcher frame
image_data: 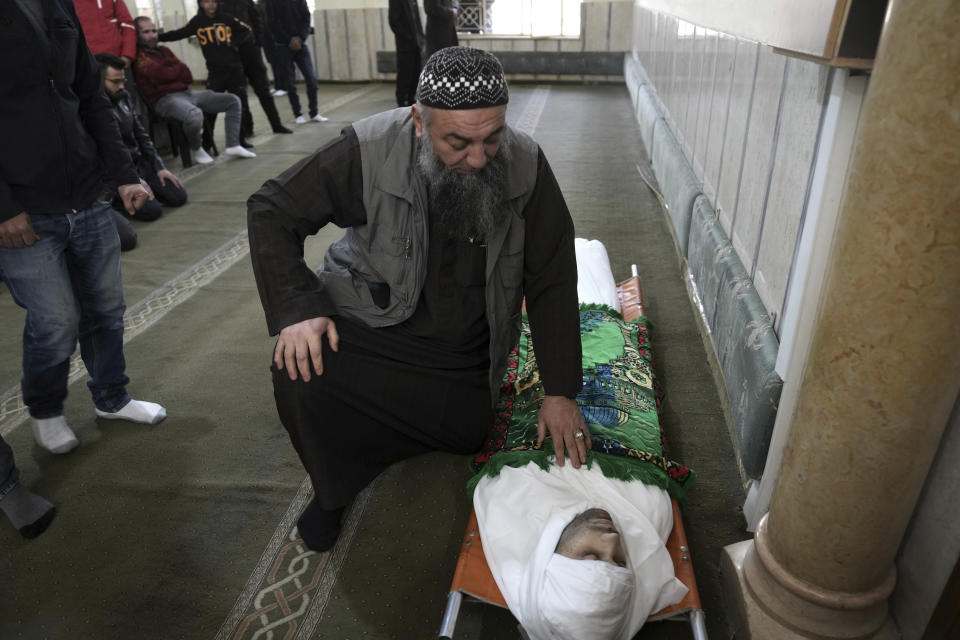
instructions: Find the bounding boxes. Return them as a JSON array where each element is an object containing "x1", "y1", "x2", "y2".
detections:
[{"x1": 438, "y1": 274, "x2": 708, "y2": 639}]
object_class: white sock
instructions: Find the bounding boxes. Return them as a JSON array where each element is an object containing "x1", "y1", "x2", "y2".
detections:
[
  {"x1": 32, "y1": 416, "x2": 79, "y2": 454},
  {"x1": 224, "y1": 145, "x2": 256, "y2": 158},
  {"x1": 193, "y1": 147, "x2": 214, "y2": 164},
  {"x1": 95, "y1": 399, "x2": 167, "y2": 425}
]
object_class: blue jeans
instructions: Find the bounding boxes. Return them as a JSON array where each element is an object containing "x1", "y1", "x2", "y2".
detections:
[
  {"x1": 0, "y1": 435, "x2": 19, "y2": 498},
  {"x1": 0, "y1": 202, "x2": 131, "y2": 418},
  {"x1": 276, "y1": 42, "x2": 318, "y2": 117}
]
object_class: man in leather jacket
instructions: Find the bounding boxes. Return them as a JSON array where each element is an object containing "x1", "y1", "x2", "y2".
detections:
[{"x1": 97, "y1": 53, "x2": 187, "y2": 250}]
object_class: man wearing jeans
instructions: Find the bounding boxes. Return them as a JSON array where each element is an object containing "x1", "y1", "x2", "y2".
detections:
[
  {"x1": 265, "y1": 0, "x2": 327, "y2": 123},
  {"x1": 0, "y1": 0, "x2": 167, "y2": 455},
  {"x1": 133, "y1": 16, "x2": 256, "y2": 163}
]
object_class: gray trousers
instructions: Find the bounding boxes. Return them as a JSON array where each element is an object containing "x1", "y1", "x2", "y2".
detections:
[{"x1": 153, "y1": 90, "x2": 241, "y2": 149}]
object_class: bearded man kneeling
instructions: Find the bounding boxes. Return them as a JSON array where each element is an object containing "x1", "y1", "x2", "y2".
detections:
[{"x1": 248, "y1": 47, "x2": 586, "y2": 552}]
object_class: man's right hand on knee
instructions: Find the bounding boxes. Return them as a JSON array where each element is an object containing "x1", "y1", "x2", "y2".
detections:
[
  {"x1": 0, "y1": 212, "x2": 39, "y2": 249},
  {"x1": 274, "y1": 317, "x2": 339, "y2": 381}
]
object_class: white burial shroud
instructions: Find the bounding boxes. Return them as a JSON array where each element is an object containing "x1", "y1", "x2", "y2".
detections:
[
  {"x1": 574, "y1": 238, "x2": 621, "y2": 312},
  {"x1": 474, "y1": 463, "x2": 688, "y2": 639}
]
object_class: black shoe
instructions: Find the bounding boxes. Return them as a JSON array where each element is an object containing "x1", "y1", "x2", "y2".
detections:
[
  {"x1": 297, "y1": 499, "x2": 344, "y2": 552},
  {"x1": 239, "y1": 139, "x2": 255, "y2": 149},
  {"x1": 272, "y1": 125, "x2": 294, "y2": 134}
]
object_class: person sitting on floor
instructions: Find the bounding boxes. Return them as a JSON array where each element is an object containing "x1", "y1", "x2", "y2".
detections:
[
  {"x1": 133, "y1": 16, "x2": 256, "y2": 164},
  {"x1": 97, "y1": 53, "x2": 188, "y2": 251}
]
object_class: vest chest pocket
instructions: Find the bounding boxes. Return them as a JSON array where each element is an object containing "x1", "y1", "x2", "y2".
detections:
[{"x1": 497, "y1": 250, "x2": 524, "y2": 288}]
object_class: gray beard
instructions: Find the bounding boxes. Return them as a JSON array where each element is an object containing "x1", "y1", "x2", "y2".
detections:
[{"x1": 416, "y1": 130, "x2": 511, "y2": 242}]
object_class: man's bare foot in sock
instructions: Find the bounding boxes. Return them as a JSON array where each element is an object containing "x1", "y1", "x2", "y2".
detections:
[
  {"x1": 95, "y1": 399, "x2": 166, "y2": 424},
  {"x1": 32, "y1": 416, "x2": 79, "y2": 454}
]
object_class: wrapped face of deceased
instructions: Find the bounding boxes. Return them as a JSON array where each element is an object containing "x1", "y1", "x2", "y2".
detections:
[{"x1": 554, "y1": 507, "x2": 628, "y2": 568}]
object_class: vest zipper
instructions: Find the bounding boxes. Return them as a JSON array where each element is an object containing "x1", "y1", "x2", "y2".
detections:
[{"x1": 395, "y1": 237, "x2": 412, "y2": 287}]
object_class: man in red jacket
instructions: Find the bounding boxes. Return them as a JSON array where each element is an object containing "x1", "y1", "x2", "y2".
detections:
[
  {"x1": 75, "y1": 0, "x2": 137, "y2": 64},
  {"x1": 76, "y1": 0, "x2": 148, "y2": 120},
  {"x1": 133, "y1": 16, "x2": 255, "y2": 163}
]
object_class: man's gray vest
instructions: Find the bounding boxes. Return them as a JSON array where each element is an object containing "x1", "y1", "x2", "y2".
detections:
[{"x1": 319, "y1": 107, "x2": 540, "y2": 405}]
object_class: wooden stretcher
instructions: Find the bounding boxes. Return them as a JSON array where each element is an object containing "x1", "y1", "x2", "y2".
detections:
[{"x1": 438, "y1": 273, "x2": 708, "y2": 640}]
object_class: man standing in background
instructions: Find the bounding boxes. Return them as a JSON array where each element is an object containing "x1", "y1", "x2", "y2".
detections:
[
  {"x1": 218, "y1": 0, "x2": 294, "y2": 136},
  {"x1": 264, "y1": 0, "x2": 328, "y2": 123},
  {"x1": 75, "y1": 0, "x2": 148, "y2": 119},
  {"x1": 388, "y1": 0, "x2": 425, "y2": 107},
  {"x1": 75, "y1": 0, "x2": 137, "y2": 65},
  {"x1": 423, "y1": 0, "x2": 458, "y2": 58}
]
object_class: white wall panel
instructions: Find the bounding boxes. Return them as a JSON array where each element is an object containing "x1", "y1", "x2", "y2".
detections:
[
  {"x1": 716, "y1": 39, "x2": 758, "y2": 235},
  {"x1": 703, "y1": 33, "x2": 736, "y2": 203},
  {"x1": 730, "y1": 47, "x2": 786, "y2": 274},
  {"x1": 609, "y1": 1, "x2": 634, "y2": 50},
  {"x1": 753, "y1": 59, "x2": 827, "y2": 323},
  {"x1": 582, "y1": 1, "x2": 611, "y2": 51},
  {"x1": 692, "y1": 29, "x2": 718, "y2": 178}
]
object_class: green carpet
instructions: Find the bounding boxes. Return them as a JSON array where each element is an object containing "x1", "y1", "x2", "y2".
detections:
[{"x1": 0, "y1": 83, "x2": 744, "y2": 640}]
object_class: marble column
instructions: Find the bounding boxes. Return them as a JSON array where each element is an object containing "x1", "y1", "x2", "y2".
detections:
[{"x1": 722, "y1": 0, "x2": 960, "y2": 637}]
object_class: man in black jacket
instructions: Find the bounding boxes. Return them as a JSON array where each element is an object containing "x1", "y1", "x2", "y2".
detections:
[
  {"x1": 0, "y1": 0, "x2": 167, "y2": 455},
  {"x1": 388, "y1": 0, "x2": 424, "y2": 107},
  {"x1": 218, "y1": 0, "x2": 293, "y2": 136},
  {"x1": 97, "y1": 53, "x2": 188, "y2": 250},
  {"x1": 423, "y1": 0, "x2": 458, "y2": 58},
  {"x1": 264, "y1": 0, "x2": 327, "y2": 123}
]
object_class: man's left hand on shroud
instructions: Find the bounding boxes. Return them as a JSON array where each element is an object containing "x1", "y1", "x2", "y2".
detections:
[
  {"x1": 537, "y1": 395, "x2": 590, "y2": 469},
  {"x1": 117, "y1": 180, "x2": 154, "y2": 214}
]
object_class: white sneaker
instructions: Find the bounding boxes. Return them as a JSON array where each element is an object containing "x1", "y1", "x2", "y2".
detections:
[
  {"x1": 294, "y1": 115, "x2": 308, "y2": 124},
  {"x1": 224, "y1": 145, "x2": 257, "y2": 158},
  {"x1": 193, "y1": 147, "x2": 214, "y2": 164},
  {"x1": 312, "y1": 114, "x2": 329, "y2": 122},
  {"x1": 273, "y1": 89, "x2": 288, "y2": 97}
]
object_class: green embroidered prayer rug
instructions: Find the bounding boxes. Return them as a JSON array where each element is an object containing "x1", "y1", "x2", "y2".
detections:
[{"x1": 470, "y1": 304, "x2": 694, "y2": 500}]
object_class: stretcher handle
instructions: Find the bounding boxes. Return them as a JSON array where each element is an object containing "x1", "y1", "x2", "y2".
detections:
[{"x1": 438, "y1": 591, "x2": 462, "y2": 639}]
